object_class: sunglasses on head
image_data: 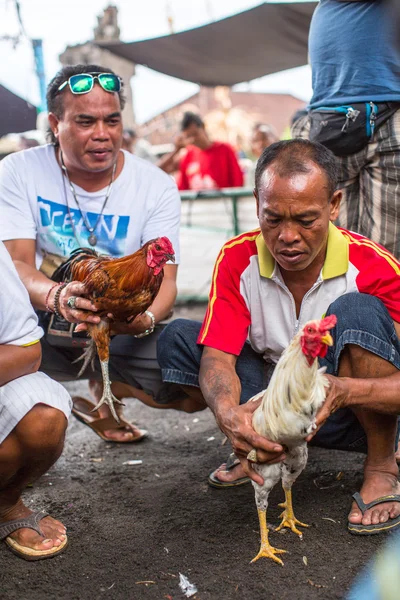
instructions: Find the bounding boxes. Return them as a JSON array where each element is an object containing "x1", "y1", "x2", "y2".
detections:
[{"x1": 57, "y1": 72, "x2": 122, "y2": 95}]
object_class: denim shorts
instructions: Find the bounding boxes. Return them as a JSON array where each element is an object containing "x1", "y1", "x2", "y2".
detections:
[{"x1": 157, "y1": 293, "x2": 400, "y2": 454}]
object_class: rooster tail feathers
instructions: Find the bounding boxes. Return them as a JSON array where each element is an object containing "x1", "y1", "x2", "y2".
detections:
[{"x1": 52, "y1": 247, "x2": 100, "y2": 283}]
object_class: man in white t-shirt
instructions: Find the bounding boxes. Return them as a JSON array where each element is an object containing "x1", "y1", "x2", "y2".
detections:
[
  {"x1": 0, "y1": 64, "x2": 181, "y2": 443},
  {"x1": 0, "y1": 241, "x2": 71, "y2": 560}
]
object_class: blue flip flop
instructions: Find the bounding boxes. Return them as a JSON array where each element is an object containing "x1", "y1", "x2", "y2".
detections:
[{"x1": 348, "y1": 492, "x2": 400, "y2": 535}]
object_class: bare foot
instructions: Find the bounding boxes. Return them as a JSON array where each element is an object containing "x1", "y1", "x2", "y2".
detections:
[
  {"x1": 97, "y1": 403, "x2": 143, "y2": 442},
  {"x1": 395, "y1": 441, "x2": 400, "y2": 464},
  {"x1": 1, "y1": 502, "x2": 66, "y2": 551},
  {"x1": 211, "y1": 461, "x2": 248, "y2": 484},
  {"x1": 348, "y1": 462, "x2": 400, "y2": 526}
]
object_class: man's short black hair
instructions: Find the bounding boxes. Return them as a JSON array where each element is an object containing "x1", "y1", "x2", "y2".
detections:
[
  {"x1": 180, "y1": 111, "x2": 204, "y2": 131},
  {"x1": 46, "y1": 64, "x2": 126, "y2": 144},
  {"x1": 255, "y1": 138, "x2": 338, "y2": 198}
]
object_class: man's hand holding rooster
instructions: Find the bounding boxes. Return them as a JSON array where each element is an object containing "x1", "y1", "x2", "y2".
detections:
[
  {"x1": 200, "y1": 347, "x2": 286, "y2": 486},
  {"x1": 108, "y1": 312, "x2": 153, "y2": 336},
  {"x1": 217, "y1": 400, "x2": 286, "y2": 485},
  {"x1": 74, "y1": 309, "x2": 153, "y2": 336},
  {"x1": 49, "y1": 281, "x2": 100, "y2": 324},
  {"x1": 306, "y1": 374, "x2": 352, "y2": 441}
]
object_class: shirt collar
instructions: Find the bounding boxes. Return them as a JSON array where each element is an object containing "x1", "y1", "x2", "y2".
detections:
[{"x1": 256, "y1": 222, "x2": 349, "y2": 280}]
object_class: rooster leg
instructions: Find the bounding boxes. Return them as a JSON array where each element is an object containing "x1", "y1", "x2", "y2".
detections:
[
  {"x1": 251, "y1": 508, "x2": 287, "y2": 566},
  {"x1": 276, "y1": 445, "x2": 309, "y2": 538},
  {"x1": 87, "y1": 320, "x2": 124, "y2": 424},
  {"x1": 276, "y1": 487, "x2": 309, "y2": 538},
  {"x1": 91, "y1": 359, "x2": 124, "y2": 424}
]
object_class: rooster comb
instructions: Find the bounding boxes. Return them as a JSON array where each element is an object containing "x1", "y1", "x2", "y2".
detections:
[
  {"x1": 319, "y1": 314, "x2": 337, "y2": 331},
  {"x1": 149, "y1": 236, "x2": 174, "y2": 253}
]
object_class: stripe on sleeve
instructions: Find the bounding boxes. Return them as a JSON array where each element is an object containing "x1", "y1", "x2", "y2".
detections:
[{"x1": 199, "y1": 229, "x2": 260, "y2": 344}]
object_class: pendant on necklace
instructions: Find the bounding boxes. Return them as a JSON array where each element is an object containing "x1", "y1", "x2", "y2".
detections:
[{"x1": 88, "y1": 233, "x2": 97, "y2": 246}]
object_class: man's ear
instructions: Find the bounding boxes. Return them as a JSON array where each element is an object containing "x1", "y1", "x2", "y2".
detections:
[
  {"x1": 48, "y1": 112, "x2": 60, "y2": 140},
  {"x1": 329, "y1": 189, "x2": 342, "y2": 221},
  {"x1": 254, "y1": 188, "x2": 259, "y2": 218}
]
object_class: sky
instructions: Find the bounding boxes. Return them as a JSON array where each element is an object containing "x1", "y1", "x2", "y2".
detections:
[{"x1": 0, "y1": 0, "x2": 313, "y2": 124}]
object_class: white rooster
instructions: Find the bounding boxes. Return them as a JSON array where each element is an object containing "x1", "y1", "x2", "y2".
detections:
[{"x1": 249, "y1": 314, "x2": 337, "y2": 565}]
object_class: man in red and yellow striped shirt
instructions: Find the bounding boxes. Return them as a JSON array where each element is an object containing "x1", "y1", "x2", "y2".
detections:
[{"x1": 158, "y1": 139, "x2": 400, "y2": 536}]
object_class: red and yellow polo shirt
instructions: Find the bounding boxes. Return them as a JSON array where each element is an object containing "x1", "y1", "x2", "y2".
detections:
[{"x1": 198, "y1": 223, "x2": 400, "y2": 364}]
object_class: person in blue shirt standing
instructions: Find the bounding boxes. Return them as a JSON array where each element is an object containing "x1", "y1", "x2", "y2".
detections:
[{"x1": 292, "y1": 0, "x2": 400, "y2": 259}]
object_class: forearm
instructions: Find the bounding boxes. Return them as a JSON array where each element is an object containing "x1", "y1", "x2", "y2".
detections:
[
  {"x1": 3, "y1": 240, "x2": 55, "y2": 311},
  {"x1": 11, "y1": 258, "x2": 100, "y2": 329},
  {"x1": 199, "y1": 354, "x2": 241, "y2": 424},
  {"x1": 148, "y1": 276, "x2": 177, "y2": 323},
  {"x1": 157, "y1": 148, "x2": 181, "y2": 173},
  {"x1": 0, "y1": 342, "x2": 41, "y2": 386},
  {"x1": 345, "y1": 373, "x2": 400, "y2": 414},
  {"x1": 199, "y1": 350, "x2": 284, "y2": 476},
  {"x1": 11, "y1": 259, "x2": 53, "y2": 311}
]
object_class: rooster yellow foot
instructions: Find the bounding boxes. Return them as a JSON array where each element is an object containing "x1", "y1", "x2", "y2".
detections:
[
  {"x1": 251, "y1": 543, "x2": 287, "y2": 566},
  {"x1": 276, "y1": 511, "x2": 308, "y2": 538},
  {"x1": 252, "y1": 508, "x2": 287, "y2": 566},
  {"x1": 276, "y1": 497, "x2": 309, "y2": 538}
]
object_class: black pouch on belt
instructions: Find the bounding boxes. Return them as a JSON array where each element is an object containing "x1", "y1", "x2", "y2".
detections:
[{"x1": 308, "y1": 101, "x2": 399, "y2": 156}]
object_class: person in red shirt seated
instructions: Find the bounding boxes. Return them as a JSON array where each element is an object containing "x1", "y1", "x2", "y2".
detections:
[{"x1": 159, "y1": 112, "x2": 244, "y2": 190}]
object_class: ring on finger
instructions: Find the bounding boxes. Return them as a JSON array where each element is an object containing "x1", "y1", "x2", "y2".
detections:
[
  {"x1": 67, "y1": 296, "x2": 78, "y2": 310},
  {"x1": 247, "y1": 448, "x2": 258, "y2": 463}
]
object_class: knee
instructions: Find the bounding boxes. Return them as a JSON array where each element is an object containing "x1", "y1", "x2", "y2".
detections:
[
  {"x1": 16, "y1": 405, "x2": 67, "y2": 454},
  {"x1": 327, "y1": 293, "x2": 389, "y2": 333},
  {"x1": 157, "y1": 319, "x2": 201, "y2": 368}
]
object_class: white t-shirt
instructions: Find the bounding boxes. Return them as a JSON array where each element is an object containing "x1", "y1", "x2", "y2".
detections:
[
  {"x1": 0, "y1": 145, "x2": 181, "y2": 268},
  {"x1": 0, "y1": 241, "x2": 43, "y2": 346}
]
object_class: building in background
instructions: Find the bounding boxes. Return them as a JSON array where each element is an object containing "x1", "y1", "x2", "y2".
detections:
[
  {"x1": 138, "y1": 86, "x2": 305, "y2": 153},
  {"x1": 59, "y1": 5, "x2": 135, "y2": 128}
]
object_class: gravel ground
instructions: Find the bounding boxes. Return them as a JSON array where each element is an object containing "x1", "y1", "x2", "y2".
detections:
[{"x1": 0, "y1": 304, "x2": 386, "y2": 600}]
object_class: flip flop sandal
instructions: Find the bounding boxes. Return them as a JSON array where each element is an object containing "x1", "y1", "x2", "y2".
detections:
[
  {"x1": 72, "y1": 396, "x2": 148, "y2": 443},
  {"x1": 208, "y1": 452, "x2": 251, "y2": 489},
  {"x1": 0, "y1": 510, "x2": 68, "y2": 561},
  {"x1": 348, "y1": 492, "x2": 400, "y2": 535}
]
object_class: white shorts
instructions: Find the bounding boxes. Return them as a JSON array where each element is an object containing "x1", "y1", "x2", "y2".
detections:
[{"x1": 0, "y1": 371, "x2": 72, "y2": 444}]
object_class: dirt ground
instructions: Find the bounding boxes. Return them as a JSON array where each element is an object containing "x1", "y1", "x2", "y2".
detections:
[{"x1": 0, "y1": 304, "x2": 386, "y2": 600}]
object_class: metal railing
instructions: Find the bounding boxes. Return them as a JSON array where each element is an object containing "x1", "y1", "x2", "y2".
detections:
[
  {"x1": 180, "y1": 187, "x2": 255, "y2": 236},
  {"x1": 177, "y1": 187, "x2": 257, "y2": 302}
]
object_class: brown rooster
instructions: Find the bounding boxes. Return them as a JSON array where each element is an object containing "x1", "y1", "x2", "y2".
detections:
[{"x1": 53, "y1": 237, "x2": 175, "y2": 422}]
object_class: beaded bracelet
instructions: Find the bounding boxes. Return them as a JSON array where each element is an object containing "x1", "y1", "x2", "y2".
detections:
[
  {"x1": 53, "y1": 283, "x2": 68, "y2": 320},
  {"x1": 45, "y1": 283, "x2": 60, "y2": 313}
]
